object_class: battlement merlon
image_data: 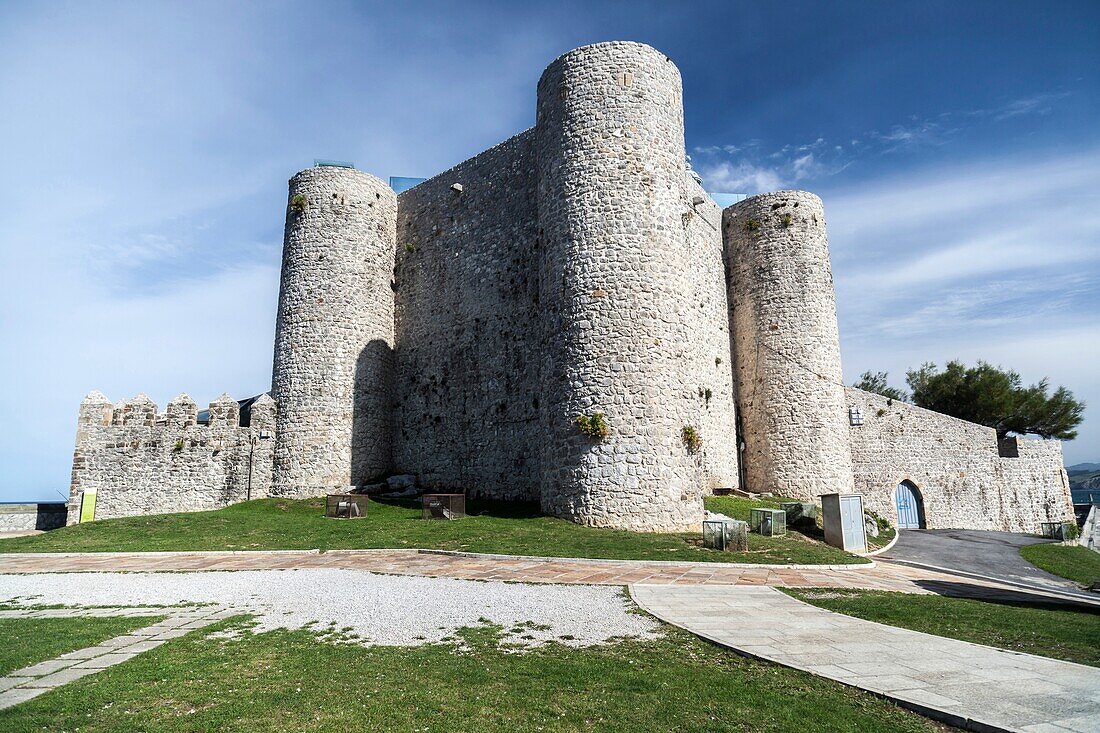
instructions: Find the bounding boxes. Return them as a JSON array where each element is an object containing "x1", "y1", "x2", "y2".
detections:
[{"x1": 75, "y1": 391, "x2": 276, "y2": 435}]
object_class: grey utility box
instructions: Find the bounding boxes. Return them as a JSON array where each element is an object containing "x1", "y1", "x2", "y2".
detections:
[{"x1": 820, "y1": 493, "x2": 867, "y2": 553}]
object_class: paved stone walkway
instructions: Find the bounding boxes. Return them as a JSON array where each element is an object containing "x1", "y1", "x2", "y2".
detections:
[
  {"x1": 1, "y1": 549, "x2": 1095, "y2": 608},
  {"x1": 0, "y1": 606, "x2": 232, "y2": 710},
  {"x1": 631, "y1": 584, "x2": 1100, "y2": 733}
]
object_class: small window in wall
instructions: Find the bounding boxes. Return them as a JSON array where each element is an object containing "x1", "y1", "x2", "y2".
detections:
[{"x1": 998, "y1": 437, "x2": 1020, "y2": 458}]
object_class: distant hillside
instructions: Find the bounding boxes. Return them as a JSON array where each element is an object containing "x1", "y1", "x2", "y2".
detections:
[
  {"x1": 1070, "y1": 471, "x2": 1100, "y2": 489},
  {"x1": 1068, "y1": 462, "x2": 1100, "y2": 473}
]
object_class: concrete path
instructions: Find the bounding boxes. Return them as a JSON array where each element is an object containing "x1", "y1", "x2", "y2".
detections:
[
  {"x1": 882, "y1": 530, "x2": 1094, "y2": 601},
  {"x1": 631, "y1": 584, "x2": 1100, "y2": 733},
  {"x1": 0, "y1": 606, "x2": 232, "y2": 710}
]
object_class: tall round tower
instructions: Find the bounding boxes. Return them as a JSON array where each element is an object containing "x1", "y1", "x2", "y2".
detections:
[
  {"x1": 723, "y1": 191, "x2": 855, "y2": 500},
  {"x1": 535, "y1": 42, "x2": 706, "y2": 531},
  {"x1": 271, "y1": 166, "x2": 397, "y2": 497}
]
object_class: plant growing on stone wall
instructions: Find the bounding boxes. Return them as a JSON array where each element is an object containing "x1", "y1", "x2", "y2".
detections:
[
  {"x1": 290, "y1": 194, "x2": 307, "y2": 214},
  {"x1": 576, "y1": 412, "x2": 610, "y2": 440},
  {"x1": 405, "y1": 243, "x2": 417, "y2": 253},
  {"x1": 173, "y1": 439, "x2": 184, "y2": 453},
  {"x1": 715, "y1": 356, "x2": 722, "y2": 366},
  {"x1": 864, "y1": 508, "x2": 891, "y2": 533},
  {"x1": 780, "y1": 213, "x2": 793, "y2": 228},
  {"x1": 744, "y1": 218, "x2": 761, "y2": 233},
  {"x1": 681, "y1": 425, "x2": 702, "y2": 454}
]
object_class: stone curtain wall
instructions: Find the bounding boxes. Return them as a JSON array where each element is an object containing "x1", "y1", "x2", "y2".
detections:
[
  {"x1": 272, "y1": 167, "x2": 398, "y2": 496},
  {"x1": 67, "y1": 391, "x2": 276, "y2": 524},
  {"x1": 724, "y1": 191, "x2": 854, "y2": 501},
  {"x1": 683, "y1": 176, "x2": 740, "y2": 490},
  {"x1": 535, "y1": 42, "x2": 716, "y2": 531},
  {"x1": 845, "y1": 387, "x2": 1074, "y2": 532},
  {"x1": 0, "y1": 504, "x2": 67, "y2": 532},
  {"x1": 392, "y1": 132, "x2": 543, "y2": 500}
]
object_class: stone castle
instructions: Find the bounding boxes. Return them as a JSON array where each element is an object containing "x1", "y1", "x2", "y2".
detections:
[{"x1": 67, "y1": 42, "x2": 1074, "y2": 533}]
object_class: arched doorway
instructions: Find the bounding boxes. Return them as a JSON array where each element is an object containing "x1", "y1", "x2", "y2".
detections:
[{"x1": 895, "y1": 480, "x2": 925, "y2": 529}]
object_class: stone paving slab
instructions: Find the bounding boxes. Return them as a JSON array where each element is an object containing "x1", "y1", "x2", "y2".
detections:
[
  {"x1": 0, "y1": 606, "x2": 223, "y2": 711},
  {"x1": 4, "y1": 549, "x2": 1094, "y2": 608},
  {"x1": 630, "y1": 584, "x2": 1100, "y2": 733}
]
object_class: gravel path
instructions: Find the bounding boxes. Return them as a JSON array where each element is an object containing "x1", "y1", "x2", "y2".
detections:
[{"x1": 0, "y1": 569, "x2": 660, "y2": 648}]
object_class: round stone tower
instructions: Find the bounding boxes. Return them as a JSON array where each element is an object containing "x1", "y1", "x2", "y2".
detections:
[
  {"x1": 723, "y1": 191, "x2": 855, "y2": 500},
  {"x1": 271, "y1": 166, "x2": 397, "y2": 497},
  {"x1": 535, "y1": 42, "x2": 705, "y2": 531}
]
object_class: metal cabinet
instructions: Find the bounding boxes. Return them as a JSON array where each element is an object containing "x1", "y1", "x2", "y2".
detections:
[{"x1": 821, "y1": 493, "x2": 867, "y2": 553}]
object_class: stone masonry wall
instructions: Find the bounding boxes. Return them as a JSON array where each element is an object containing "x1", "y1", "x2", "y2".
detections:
[
  {"x1": 683, "y1": 176, "x2": 740, "y2": 491},
  {"x1": 724, "y1": 191, "x2": 854, "y2": 501},
  {"x1": 392, "y1": 131, "x2": 542, "y2": 499},
  {"x1": 272, "y1": 167, "x2": 398, "y2": 496},
  {"x1": 536, "y1": 42, "x2": 715, "y2": 531},
  {"x1": 67, "y1": 391, "x2": 276, "y2": 523},
  {"x1": 0, "y1": 504, "x2": 67, "y2": 532},
  {"x1": 845, "y1": 387, "x2": 1074, "y2": 532}
]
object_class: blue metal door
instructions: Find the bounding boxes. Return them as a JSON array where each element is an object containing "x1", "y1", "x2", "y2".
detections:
[{"x1": 895, "y1": 482, "x2": 922, "y2": 529}]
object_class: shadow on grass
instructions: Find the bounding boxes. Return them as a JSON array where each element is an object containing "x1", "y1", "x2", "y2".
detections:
[
  {"x1": 911, "y1": 579, "x2": 1100, "y2": 613},
  {"x1": 367, "y1": 497, "x2": 544, "y2": 520}
]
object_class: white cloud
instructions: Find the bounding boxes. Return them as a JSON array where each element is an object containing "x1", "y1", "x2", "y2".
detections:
[
  {"x1": 692, "y1": 90, "x2": 1073, "y2": 196},
  {"x1": 0, "y1": 3, "x2": 561, "y2": 501},
  {"x1": 828, "y1": 150, "x2": 1100, "y2": 463},
  {"x1": 696, "y1": 160, "x2": 784, "y2": 193}
]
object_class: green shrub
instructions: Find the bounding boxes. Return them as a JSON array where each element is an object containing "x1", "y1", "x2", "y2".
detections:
[
  {"x1": 172, "y1": 439, "x2": 184, "y2": 453},
  {"x1": 576, "y1": 412, "x2": 610, "y2": 440},
  {"x1": 744, "y1": 218, "x2": 761, "y2": 233},
  {"x1": 681, "y1": 425, "x2": 702, "y2": 454},
  {"x1": 290, "y1": 193, "x2": 307, "y2": 213},
  {"x1": 780, "y1": 213, "x2": 793, "y2": 228}
]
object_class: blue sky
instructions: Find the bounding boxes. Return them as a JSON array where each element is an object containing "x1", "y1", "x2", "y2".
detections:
[{"x1": 1, "y1": 1, "x2": 1097, "y2": 502}]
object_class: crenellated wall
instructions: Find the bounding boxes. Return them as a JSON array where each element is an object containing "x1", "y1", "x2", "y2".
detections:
[
  {"x1": 845, "y1": 387, "x2": 1074, "y2": 532},
  {"x1": 67, "y1": 391, "x2": 276, "y2": 524}
]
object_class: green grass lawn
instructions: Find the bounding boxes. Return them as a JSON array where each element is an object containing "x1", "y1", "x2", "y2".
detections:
[
  {"x1": 1019, "y1": 543, "x2": 1100, "y2": 587},
  {"x1": 785, "y1": 588, "x2": 1100, "y2": 667},
  {"x1": 0, "y1": 495, "x2": 866, "y2": 565},
  {"x1": 0, "y1": 616, "x2": 156, "y2": 676},
  {"x1": 0, "y1": 617, "x2": 946, "y2": 732}
]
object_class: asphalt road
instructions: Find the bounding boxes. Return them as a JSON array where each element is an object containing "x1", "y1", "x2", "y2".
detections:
[{"x1": 881, "y1": 529, "x2": 1093, "y2": 598}]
